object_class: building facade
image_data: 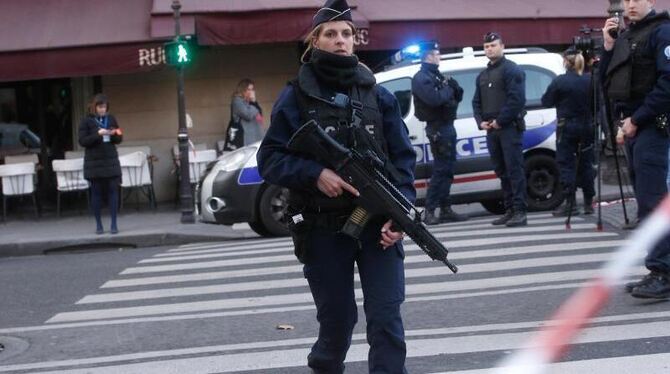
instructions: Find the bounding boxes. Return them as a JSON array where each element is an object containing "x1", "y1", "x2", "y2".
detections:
[{"x1": 1, "y1": 0, "x2": 666, "y2": 203}]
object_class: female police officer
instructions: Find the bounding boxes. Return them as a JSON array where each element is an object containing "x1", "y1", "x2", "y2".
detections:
[
  {"x1": 541, "y1": 48, "x2": 595, "y2": 217},
  {"x1": 256, "y1": 0, "x2": 416, "y2": 372}
]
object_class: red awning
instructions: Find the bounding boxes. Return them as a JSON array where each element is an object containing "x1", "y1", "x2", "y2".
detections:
[
  {"x1": 357, "y1": 17, "x2": 606, "y2": 51},
  {"x1": 195, "y1": 8, "x2": 369, "y2": 46},
  {"x1": 0, "y1": 43, "x2": 169, "y2": 83}
]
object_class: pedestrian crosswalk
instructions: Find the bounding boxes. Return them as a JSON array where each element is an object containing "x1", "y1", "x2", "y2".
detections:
[{"x1": 2, "y1": 212, "x2": 667, "y2": 374}]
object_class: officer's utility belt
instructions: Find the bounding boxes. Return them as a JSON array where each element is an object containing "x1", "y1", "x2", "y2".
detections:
[{"x1": 285, "y1": 207, "x2": 352, "y2": 264}]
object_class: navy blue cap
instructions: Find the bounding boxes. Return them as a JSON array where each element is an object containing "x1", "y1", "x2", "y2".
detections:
[
  {"x1": 419, "y1": 41, "x2": 440, "y2": 51},
  {"x1": 312, "y1": 0, "x2": 353, "y2": 29},
  {"x1": 484, "y1": 32, "x2": 502, "y2": 43}
]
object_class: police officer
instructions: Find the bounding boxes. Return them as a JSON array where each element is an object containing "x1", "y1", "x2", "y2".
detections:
[
  {"x1": 472, "y1": 32, "x2": 528, "y2": 227},
  {"x1": 257, "y1": 0, "x2": 416, "y2": 371},
  {"x1": 411, "y1": 41, "x2": 468, "y2": 225},
  {"x1": 601, "y1": 0, "x2": 670, "y2": 299},
  {"x1": 541, "y1": 48, "x2": 596, "y2": 217}
]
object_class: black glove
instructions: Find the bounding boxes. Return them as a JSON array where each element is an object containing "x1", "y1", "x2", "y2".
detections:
[{"x1": 446, "y1": 77, "x2": 464, "y2": 103}]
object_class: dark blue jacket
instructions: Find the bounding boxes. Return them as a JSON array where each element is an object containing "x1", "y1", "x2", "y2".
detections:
[
  {"x1": 412, "y1": 63, "x2": 457, "y2": 109},
  {"x1": 600, "y1": 10, "x2": 670, "y2": 128},
  {"x1": 472, "y1": 57, "x2": 526, "y2": 128},
  {"x1": 257, "y1": 85, "x2": 417, "y2": 203},
  {"x1": 541, "y1": 70, "x2": 592, "y2": 120}
]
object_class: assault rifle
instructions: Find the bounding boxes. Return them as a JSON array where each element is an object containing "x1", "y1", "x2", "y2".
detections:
[{"x1": 287, "y1": 120, "x2": 458, "y2": 273}]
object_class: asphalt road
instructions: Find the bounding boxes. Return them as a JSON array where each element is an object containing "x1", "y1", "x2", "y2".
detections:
[{"x1": 1, "y1": 211, "x2": 669, "y2": 373}]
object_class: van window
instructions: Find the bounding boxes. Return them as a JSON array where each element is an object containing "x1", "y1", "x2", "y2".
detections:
[
  {"x1": 449, "y1": 65, "x2": 556, "y2": 119},
  {"x1": 522, "y1": 66, "x2": 556, "y2": 108},
  {"x1": 379, "y1": 78, "x2": 412, "y2": 118}
]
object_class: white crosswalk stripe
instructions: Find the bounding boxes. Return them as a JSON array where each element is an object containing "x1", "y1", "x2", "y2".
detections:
[{"x1": 10, "y1": 212, "x2": 663, "y2": 373}]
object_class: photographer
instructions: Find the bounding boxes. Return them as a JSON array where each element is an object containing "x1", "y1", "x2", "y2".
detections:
[
  {"x1": 472, "y1": 32, "x2": 528, "y2": 227},
  {"x1": 601, "y1": 0, "x2": 670, "y2": 299},
  {"x1": 411, "y1": 41, "x2": 468, "y2": 225},
  {"x1": 541, "y1": 48, "x2": 595, "y2": 217}
]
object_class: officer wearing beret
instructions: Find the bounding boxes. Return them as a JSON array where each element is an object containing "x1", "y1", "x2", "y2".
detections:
[
  {"x1": 472, "y1": 32, "x2": 528, "y2": 227},
  {"x1": 541, "y1": 48, "x2": 596, "y2": 217},
  {"x1": 601, "y1": 0, "x2": 670, "y2": 299},
  {"x1": 257, "y1": 0, "x2": 416, "y2": 371},
  {"x1": 411, "y1": 41, "x2": 468, "y2": 225}
]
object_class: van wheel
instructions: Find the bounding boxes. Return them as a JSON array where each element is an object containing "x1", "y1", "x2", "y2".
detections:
[
  {"x1": 255, "y1": 184, "x2": 290, "y2": 237},
  {"x1": 525, "y1": 154, "x2": 562, "y2": 211},
  {"x1": 481, "y1": 199, "x2": 505, "y2": 215}
]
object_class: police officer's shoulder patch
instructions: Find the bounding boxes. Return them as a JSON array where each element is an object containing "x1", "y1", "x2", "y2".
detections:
[{"x1": 665, "y1": 45, "x2": 670, "y2": 60}]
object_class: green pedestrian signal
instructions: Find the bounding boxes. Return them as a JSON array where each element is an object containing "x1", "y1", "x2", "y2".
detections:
[{"x1": 164, "y1": 39, "x2": 193, "y2": 66}]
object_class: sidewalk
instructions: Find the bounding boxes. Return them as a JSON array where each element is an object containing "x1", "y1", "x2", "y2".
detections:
[
  {"x1": 0, "y1": 205, "x2": 256, "y2": 258},
  {"x1": 0, "y1": 183, "x2": 638, "y2": 258}
]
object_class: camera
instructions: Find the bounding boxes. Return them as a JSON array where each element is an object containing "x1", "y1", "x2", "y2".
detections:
[{"x1": 572, "y1": 26, "x2": 603, "y2": 63}]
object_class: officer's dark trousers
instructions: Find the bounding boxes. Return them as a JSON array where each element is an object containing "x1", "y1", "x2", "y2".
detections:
[
  {"x1": 303, "y1": 226, "x2": 407, "y2": 374},
  {"x1": 625, "y1": 127, "x2": 670, "y2": 274},
  {"x1": 486, "y1": 126, "x2": 527, "y2": 211},
  {"x1": 556, "y1": 118, "x2": 595, "y2": 198},
  {"x1": 425, "y1": 122, "x2": 457, "y2": 210}
]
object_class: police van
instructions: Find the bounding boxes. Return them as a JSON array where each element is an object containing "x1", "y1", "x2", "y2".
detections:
[{"x1": 199, "y1": 47, "x2": 565, "y2": 236}]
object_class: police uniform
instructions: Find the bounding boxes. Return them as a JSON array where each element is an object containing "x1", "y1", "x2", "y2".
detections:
[
  {"x1": 256, "y1": 0, "x2": 416, "y2": 371},
  {"x1": 411, "y1": 42, "x2": 468, "y2": 225},
  {"x1": 541, "y1": 57, "x2": 595, "y2": 216},
  {"x1": 602, "y1": 9, "x2": 670, "y2": 299},
  {"x1": 472, "y1": 33, "x2": 528, "y2": 226}
]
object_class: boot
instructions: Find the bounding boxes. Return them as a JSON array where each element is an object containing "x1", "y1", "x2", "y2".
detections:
[
  {"x1": 505, "y1": 210, "x2": 527, "y2": 227},
  {"x1": 552, "y1": 193, "x2": 579, "y2": 217},
  {"x1": 439, "y1": 206, "x2": 468, "y2": 222},
  {"x1": 423, "y1": 209, "x2": 440, "y2": 226},
  {"x1": 583, "y1": 196, "x2": 594, "y2": 215},
  {"x1": 491, "y1": 209, "x2": 514, "y2": 225},
  {"x1": 624, "y1": 271, "x2": 659, "y2": 293},
  {"x1": 631, "y1": 273, "x2": 670, "y2": 299}
]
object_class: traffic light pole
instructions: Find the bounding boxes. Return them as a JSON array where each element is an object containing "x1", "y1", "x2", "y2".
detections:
[{"x1": 172, "y1": 0, "x2": 195, "y2": 223}]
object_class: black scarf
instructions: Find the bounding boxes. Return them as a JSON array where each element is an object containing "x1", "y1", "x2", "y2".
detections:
[{"x1": 309, "y1": 49, "x2": 367, "y2": 91}]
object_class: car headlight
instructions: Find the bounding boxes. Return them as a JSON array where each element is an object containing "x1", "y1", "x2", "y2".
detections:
[{"x1": 210, "y1": 146, "x2": 257, "y2": 174}]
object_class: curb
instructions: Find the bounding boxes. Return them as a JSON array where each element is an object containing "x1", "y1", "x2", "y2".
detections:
[{"x1": 0, "y1": 231, "x2": 249, "y2": 258}]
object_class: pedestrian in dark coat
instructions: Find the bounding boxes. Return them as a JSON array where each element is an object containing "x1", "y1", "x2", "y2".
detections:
[{"x1": 78, "y1": 94, "x2": 123, "y2": 234}]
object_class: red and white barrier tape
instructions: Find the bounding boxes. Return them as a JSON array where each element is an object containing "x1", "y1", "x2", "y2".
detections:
[{"x1": 493, "y1": 195, "x2": 670, "y2": 374}]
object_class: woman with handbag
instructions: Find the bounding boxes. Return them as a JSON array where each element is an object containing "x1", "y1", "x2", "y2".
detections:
[
  {"x1": 78, "y1": 94, "x2": 123, "y2": 234},
  {"x1": 228, "y1": 79, "x2": 264, "y2": 149}
]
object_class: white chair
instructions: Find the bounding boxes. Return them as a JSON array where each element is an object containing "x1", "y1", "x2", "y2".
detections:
[
  {"x1": 52, "y1": 158, "x2": 89, "y2": 217},
  {"x1": 5, "y1": 153, "x2": 40, "y2": 186},
  {"x1": 0, "y1": 162, "x2": 38, "y2": 221},
  {"x1": 4, "y1": 154, "x2": 39, "y2": 164},
  {"x1": 172, "y1": 143, "x2": 208, "y2": 166},
  {"x1": 65, "y1": 150, "x2": 85, "y2": 159},
  {"x1": 189, "y1": 149, "x2": 218, "y2": 184},
  {"x1": 172, "y1": 143, "x2": 208, "y2": 205},
  {"x1": 118, "y1": 151, "x2": 156, "y2": 210},
  {"x1": 117, "y1": 146, "x2": 151, "y2": 157}
]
